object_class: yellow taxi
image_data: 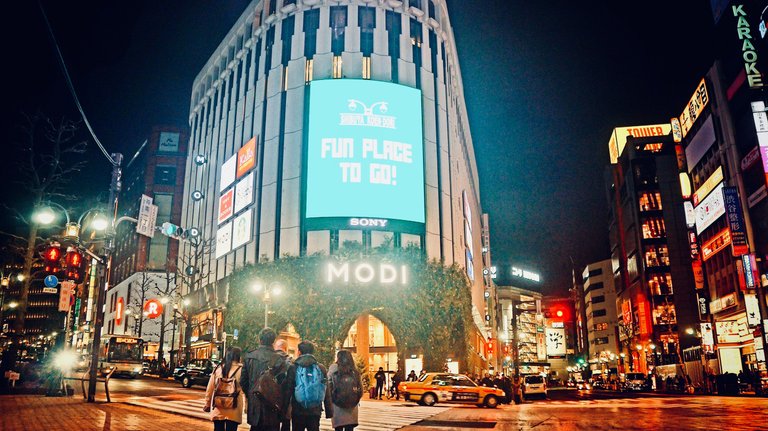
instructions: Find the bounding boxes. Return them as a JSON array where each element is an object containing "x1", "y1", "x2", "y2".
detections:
[{"x1": 398, "y1": 373, "x2": 505, "y2": 408}]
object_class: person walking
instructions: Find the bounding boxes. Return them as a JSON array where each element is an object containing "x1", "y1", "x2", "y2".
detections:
[
  {"x1": 204, "y1": 347, "x2": 244, "y2": 431},
  {"x1": 374, "y1": 367, "x2": 386, "y2": 400},
  {"x1": 287, "y1": 341, "x2": 333, "y2": 431},
  {"x1": 406, "y1": 370, "x2": 417, "y2": 382},
  {"x1": 241, "y1": 328, "x2": 292, "y2": 431},
  {"x1": 275, "y1": 339, "x2": 293, "y2": 431},
  {"x1": 390, "y1": 370, "x2": 403, "y2": 400},
  {"x1": 328, "y1": 350, "x2": 363, "y2": 431}
]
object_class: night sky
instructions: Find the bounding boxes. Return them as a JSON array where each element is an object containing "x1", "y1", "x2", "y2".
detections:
[{"x1": 1, "y1": 1, "x2": 715, "y2": 294}]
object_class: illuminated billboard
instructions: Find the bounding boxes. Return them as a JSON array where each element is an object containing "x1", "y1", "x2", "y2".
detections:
[
  {"x1": 608, "y1": 124, "x2": 671, "y2": 164},
  {"x1": 305, "y1": 80, "x2": 425, "y2": 223}
]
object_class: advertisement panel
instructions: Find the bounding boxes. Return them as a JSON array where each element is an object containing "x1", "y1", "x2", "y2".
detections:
[
  {"x1": 694, "y1": 182, "x2": 725, "y2": 234},
  {"x1": 701, "y1": 323, "x2": 714, "y2": 347},
  {"x1": 237, "y1": 137, "x2": 257, "y2": 179},
  {"x1": 545, "y1": 327, "x2": 566, "y2": 357},
  {"x1": 608, "y1": 124, "x2": 671, "y2": 164},
  {"x1": 693, "y1": 166, "x2": 723, "y2": 206},
  {"x1": 702, "y1": 228, "x2": 731, "y2": 261},
  {"x1": 742, "y1": 254, "x2": 759, "y2": 289},
  {"x1": 220, "y1": 155, "x2": 237, "y2": 192},
  {"x1": 745, "y1": 293, "x2": 761, "y2": 327},
  {"x1": 305, "y1": 80, "x2": 424, "y2": 223},
  {"x1": 679, "y1": 78, "x2": 709, "y2": 138},
  {"x1": 685, "y1": 115, "x2": 716, "y2": 172},
  {"x1": 722, "y1": 186, "x2": 749, "y2": 256},
  {"x1": 231, "y1": 208, "x2": 253, "y2": 250},
  {"x1": 218, "y1": 189, "x2": 234, "y2": 225},
  {"x1": 751, "y1": 101, "x2": 768, "y2": 186},
  {"x1": 716, "y1": 320, "x2": 741, "y2": 343},
  {"x1": 215, "y1": 222, "x2": 233, "y2": 259},
  {"x1": 234, "y1": 172, "x2": 255, "y2": 214}
]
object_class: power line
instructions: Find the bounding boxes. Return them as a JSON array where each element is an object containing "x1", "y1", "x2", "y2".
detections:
[{"x1": 38, "y1": 1, "x2": 117, "y2": 166}]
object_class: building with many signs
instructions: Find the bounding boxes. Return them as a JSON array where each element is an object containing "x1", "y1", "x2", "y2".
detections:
[
  {"x1": 605, "y1": 122, "x2": 700, "y2": 374},
  {"x1": 177, "y1": 0, "x2": 494, "y2": 373}
]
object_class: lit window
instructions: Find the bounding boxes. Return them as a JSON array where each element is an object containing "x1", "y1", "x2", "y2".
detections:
[
  {"x1": 362, "y1": 57, "x2": 371, "y2": 79},
  {"x1": 641, "y1": 217, "x2": 665, "y2": 239},
  {"x1": 652, "y1": 303, "x2": 676, "y2": 325},
  {"x1": 638, "y1": 192, "x2": 663, "y2": 211},
  {"x1": 333, "y1": 55, "x2": 343, "y2": 78}
]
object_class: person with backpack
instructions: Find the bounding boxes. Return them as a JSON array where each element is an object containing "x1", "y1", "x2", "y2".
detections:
[
  {"x1": 328, "y1": 349, "x2": 363, "y2": 431},
  {"x1": 204, "y1": 347, "x2": 244, "y2": 431},
  {"x1": 275, "y1": 339, "x2": 293, "y2": 431},
  {"x1": 241, "y1": 328, "x2": 292, "y2": 431},
  {"x1": 287, "y1": 341, "x2": 333, "y2": 431}
]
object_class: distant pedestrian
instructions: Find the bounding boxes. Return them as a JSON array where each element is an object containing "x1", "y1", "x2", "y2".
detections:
[
  {"x1": 418, "y1": 370, "x2": 426, "y2": 380},
  {"x1": 406, "y1": 370, "x2": 417, "y2": 382},
  {"x1": 481, "y1": 373, "x2": 494, "y2": 387},
  {"x1": 241, "y1": 328, "x2": 292, "y2": 431},
  {"x1": 328, "y1": 350, "x2": 363, "y2": 431},
  {"x1": 275, "y1": 339, "x2": 293, "y2": 431},
  {"x1": 204, "y1": 347, "x2": 244, "y2": 431},
  {"x1": 374, "y1": 367, "x2": 386, "y2": 400},
  {"x1": 287, "y1": 341, "x2": 332, "y2": 431},
  {"x1": 391, "y1": 370, "x2": 403, "y2": 400}
]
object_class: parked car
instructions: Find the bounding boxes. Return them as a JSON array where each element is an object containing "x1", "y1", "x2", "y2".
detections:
[
  {"x1": 398, "y1": 373, "x2": 504, "y2": 408},
  {"x1": 622, "y1": 373, "x2": 651, "y2": 392},
  {"x1": 173, "y1": 359, "x2": 219, "y2": 388},
  {"x1": 522, "y1": 374, "x2": 548, "y2": 398}
]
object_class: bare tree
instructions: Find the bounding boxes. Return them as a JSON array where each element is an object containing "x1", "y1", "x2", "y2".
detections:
[
  {"x1": 9, "y1": 113, "x2": 87, "y2": 335},
  {"x1": 175, "y1": 236, "x2": 216, "y2": 363},
  {"x1": 127, "y1": 272, "x2": 157, "y2": 337}
]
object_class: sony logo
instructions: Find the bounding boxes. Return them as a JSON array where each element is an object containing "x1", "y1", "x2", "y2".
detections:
[{"x1": 349, "y1": 218, "x2": 388, "y2": 228}]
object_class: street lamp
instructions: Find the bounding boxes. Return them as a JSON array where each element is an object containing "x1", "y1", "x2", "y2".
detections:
[{"x1": 251, "y1": 281, "x2": 283, "y2": 328}]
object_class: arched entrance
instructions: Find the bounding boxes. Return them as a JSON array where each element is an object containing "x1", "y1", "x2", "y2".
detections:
[{"x1": 343, "y1": 314, "x2": 398, "y2": 373}]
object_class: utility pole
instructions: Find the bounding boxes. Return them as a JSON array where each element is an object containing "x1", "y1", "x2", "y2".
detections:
[{"x1": 87, "y1": 153, "x2": 122, "y2": 403}]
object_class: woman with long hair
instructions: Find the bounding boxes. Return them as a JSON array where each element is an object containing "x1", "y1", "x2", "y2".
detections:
[
  {"x1": 204, "y1": 347, "x2": 244, "y2": 431},
  {"x1": 327, "y1": 349, "x2": 363, "y2": 431}
]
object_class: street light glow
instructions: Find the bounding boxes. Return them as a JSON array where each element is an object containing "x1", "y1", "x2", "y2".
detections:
[
  {"x1": 91, "y1": 216, "x2": 109, "y2": 231},
  {"x1": 251, "y1": 282, "x2": 264, "y2": 293},
  {"x1": 34, "y1": 208, "x2": 57, "y2": 225},
  {"x1": 685, "y1": 327, "x2": 695, "y2": 335},
  {"x1": 271, "y1": 284, "x2": 282, "y2": 296},
  {"x1": 15, "y1": 274, "x2": 24, "y2": 282},
  {"x1": 8, "y1": 301, "x2": 18, "y2": 309},
  {"x1": 182, "y1": 298, "x2": 190, "y2": 306},
  {"x1": 160, "y1": 297, "x2": 169, "y2": 304}
]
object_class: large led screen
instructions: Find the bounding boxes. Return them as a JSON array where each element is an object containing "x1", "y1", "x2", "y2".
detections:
[{"x1": 305, "y1": 80, "x2": 425, "y2": 223}]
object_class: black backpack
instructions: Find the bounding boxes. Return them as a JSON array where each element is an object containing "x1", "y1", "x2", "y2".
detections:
[{"x1": 331, "y1": 369, "x2": 362, "y2": 409}]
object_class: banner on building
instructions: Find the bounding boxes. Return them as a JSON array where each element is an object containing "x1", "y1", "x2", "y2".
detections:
[
  {"x1": 701, "y1": 322, "x2": 714, "y2": 348},
  {"x1": 722, "y1": 186, "x2": 749, "y2": 256},
  {"x1": 745, "y1": 293, "x2": 761, "y2": 327},
  {"x1": 545, "y1": 327, "x2": 566, "y2": 358}
]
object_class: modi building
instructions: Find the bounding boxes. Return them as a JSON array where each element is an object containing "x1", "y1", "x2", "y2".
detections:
[{"x1": 177, "y1": 0, "x2": 496, "y2": 376}]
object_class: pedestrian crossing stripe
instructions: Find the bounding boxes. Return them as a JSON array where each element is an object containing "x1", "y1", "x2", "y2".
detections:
[
  {"x1": 530, "y1": 397, "x2": 695, "y2": 409},
  {"x1": 122, "y1": 397, "x2": 448, "y2": 431}
]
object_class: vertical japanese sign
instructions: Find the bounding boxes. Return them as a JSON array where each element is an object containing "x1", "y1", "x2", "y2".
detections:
[
  {"x1": 722, "y1": 186, "x2": 748, "y2": 256},
  {"x1": 679, "y1": 78, "x2": 709, "y2": 138},
  {"x1": 750, "y1": 101, "x2": 768, "y2": 187},
  {"x1": 745, "y1": 293, "x2": 761, "y2": 327},
  {"x1": 58, "y1": 281, "x2": 74, "y2": 312},
  {"x1": 545, "y1": 327, "x2": 566, "y2": 357}
]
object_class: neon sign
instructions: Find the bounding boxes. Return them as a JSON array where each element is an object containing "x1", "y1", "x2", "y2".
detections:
[{"x1": 325, "y1": 262, "x2": 408, "y2": 285}]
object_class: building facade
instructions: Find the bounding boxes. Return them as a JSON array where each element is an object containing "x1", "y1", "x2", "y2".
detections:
[
  {"x1": 606, "y1": 124, "x2": 699, "y2": 374},
  {"x1": 178, "y1": 0, "x2": 493, "y2": 371},
  {"x1": 581, "y1": 259, "x2": 619, "y2": 374}
]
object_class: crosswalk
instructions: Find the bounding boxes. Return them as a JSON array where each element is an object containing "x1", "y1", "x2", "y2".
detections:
[
  {"x1": 529, "y1": 396, "x2": 694, "y2": 409},
  {"x1": 122, "y1": 397, "x2": 448, "y2": 431}
]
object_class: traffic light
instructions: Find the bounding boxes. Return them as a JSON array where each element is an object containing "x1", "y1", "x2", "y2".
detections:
[
  {"x1": 64, "y1": 249, "x2": 85, "y2": 283},
  {"x1": 43, "y1": 245, "x2": 62, "y2": 275},
  {"x1": 548, "y1": 305, "x2": 569, "y2": 321},
  {"x1": 161, "y1": 222, "x2": 184, "y2": 238}
]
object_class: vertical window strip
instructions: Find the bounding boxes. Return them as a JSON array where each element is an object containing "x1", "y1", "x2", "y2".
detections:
[{"x1": 305, "y1": 58, "x2": 314, "y2": 83}]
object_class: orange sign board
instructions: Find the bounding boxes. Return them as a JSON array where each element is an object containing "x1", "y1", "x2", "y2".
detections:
[
  {"x1": 702, "y1": 228, "x2": 731, "y2": 262},
  {"x1": 608, "y1": 124, "x2": 671, "y2": 164},
  {"x1": 144, "y1": 299, "x2": 164, "y2": 319},
  {"x1": 218, "y1": 189, "x2": 234, "y2": 224},
  {"x1": 237, "y1": 138, "x2": 256, "y2": 178},
  {"x1": 115, "y1": 297, "x2": 124, "y2": 325}
]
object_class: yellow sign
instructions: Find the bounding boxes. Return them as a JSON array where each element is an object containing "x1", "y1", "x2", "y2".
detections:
[
  {"x1": 608, "y1": 124, "x2": 672, "y2": 164},
  {"x1": 693, "y1": 166, "x2": 724, "y2": 206},
  {"x1": 679, "y1": 78, "x2": 709, "y2": 138}
]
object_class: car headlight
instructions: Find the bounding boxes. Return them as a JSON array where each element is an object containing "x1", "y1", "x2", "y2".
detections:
[{"x1": 134, "y1": 367, "x2": 142, "y2": 373}]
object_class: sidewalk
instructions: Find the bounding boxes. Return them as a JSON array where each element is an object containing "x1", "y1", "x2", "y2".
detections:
[{"x1": 0, "y1": 395, "x2": 211, "y2": 431}]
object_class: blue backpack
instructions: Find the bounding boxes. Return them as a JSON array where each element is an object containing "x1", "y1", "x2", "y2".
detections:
[{"x1": 294, "y1": 363, "x2": 326, "y2": 409}]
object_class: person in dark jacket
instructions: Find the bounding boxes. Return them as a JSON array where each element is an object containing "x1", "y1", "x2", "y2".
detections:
[
  {"x1": 374, "y1": 367, "x2": 386, "y2": 400},
  {"x1": 241, "y1": 328, "x2": 292, "y2": 431},
  {"x1": 390, "y1": 370, "x2": 403, "y2": 400},
  {"x1": 275, "y1": 339, "x2": 293, "y2": 431},
  {"x1": 287, "y1": 341, "x2": 333, "y2": 431},
  {"x1": 406, "y1": 370, "x2": 417, "y2": 382}
]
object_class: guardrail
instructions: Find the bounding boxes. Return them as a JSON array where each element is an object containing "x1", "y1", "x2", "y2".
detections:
[{"x1": 63, "y1": 366, "x2": 116, "y2": 402}]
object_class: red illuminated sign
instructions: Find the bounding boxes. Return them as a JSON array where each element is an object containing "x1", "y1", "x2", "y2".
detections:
[
  {"x1": 144, "y1": 299, "x2": 164, "y2": 319},
  {"x1": 115, "y1": 297, "x2": 124, "y2": 325},
  {"x1": 702, "y1": 229, "x2": 731, "y2": 262},
  {"x1": 218, "y1": 189, "x2": 234, "y2": 224}
]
